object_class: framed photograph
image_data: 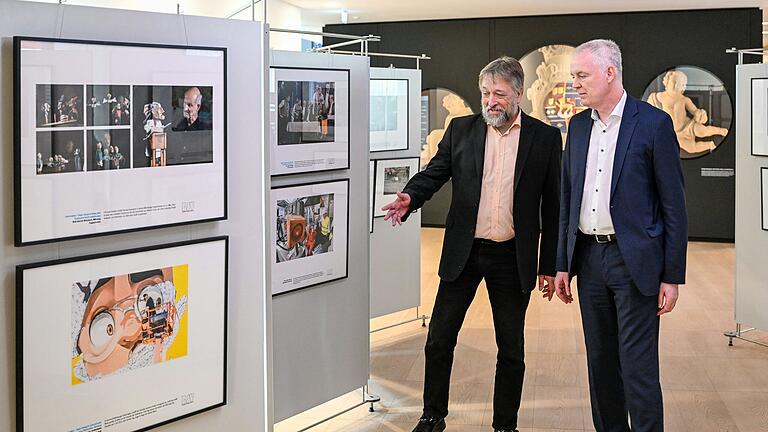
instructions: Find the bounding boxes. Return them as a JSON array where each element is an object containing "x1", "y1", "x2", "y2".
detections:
[
  {"x1": 370, "y1": 79, "x2": 409, "y2": 152},
  {"x1": 14, "y1": 36, "x2": 227, "y2": 246},
  {"x1": 373, "y1": 157, "x2": 419, "y2": 218},
  {"x1": 762, "y1": 168, "x2": 768, "y2": 230},
  {"x1": 752, "y1": 78, "x2": 768, "y2": 157},
  {"x1": 17, "y1": 236, "x2": 228, "y2": 432},
  {"x1": 369, "y1": 160, "x2": 375, "y2": 234},
  {"x1": 271, "y1": 179, "x2": 349, "y2": 296},
  {"x1": 269, "y1": 67, "x2": 349, "y2": 176}
]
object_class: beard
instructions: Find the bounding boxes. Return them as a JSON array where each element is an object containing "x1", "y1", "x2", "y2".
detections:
[{"x1": 482, "y1": 104, "x2": 517, "y2": 128}]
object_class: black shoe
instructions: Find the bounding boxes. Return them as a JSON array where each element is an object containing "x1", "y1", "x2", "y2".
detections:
[
  {"x1": 493, "y1": 429, "x2": 519, "y2": 432},
  {"x1": 412, "y1": 416, "x2": 446, "y2": 432}
]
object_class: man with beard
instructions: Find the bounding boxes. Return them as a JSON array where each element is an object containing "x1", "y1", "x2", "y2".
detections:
[{"x1": 382, "y1": 56, "x2": 562, "y2": 432}]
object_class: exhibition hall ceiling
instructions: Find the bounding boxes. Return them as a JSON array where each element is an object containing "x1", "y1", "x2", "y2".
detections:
[
  {"x1": 282, "y1": 0, "x2": 767, "y2": 23},
  {"x1": 27, "y1": 0, "x2": 767, "y2": 22}
]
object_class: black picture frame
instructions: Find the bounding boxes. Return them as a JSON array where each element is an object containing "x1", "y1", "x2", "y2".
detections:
[
  {"x1": 751, "y1": 78, "x2": 768, "y2": 157},
  {"x1": 269, "y1": 66, "x2": 351, "y2": 177},
  {"x1": 14, "y1": 36, "x2": 228, "y2": 246},
  {"x1": 370, "y1": 160, "x2": 376, "y2": 234},
  {"x1": 271, "y1": 178, "x2": 350, "y2": 297},
  {"x1": 16, "y1": 236, "x2": 228, "y2": 432},
  {"x1": 762, "y1": 167, "x2": 768, "y2": 231},
  {"x1": 369, "y1": 78, "x2": 410, "y2": 153}
]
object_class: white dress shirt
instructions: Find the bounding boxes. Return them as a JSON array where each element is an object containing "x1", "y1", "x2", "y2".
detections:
[{"x1": 579, "y1": 91, "x2": 627, "y2": 235}]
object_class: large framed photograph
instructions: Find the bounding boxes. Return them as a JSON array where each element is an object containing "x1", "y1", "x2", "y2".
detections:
[
  {"x1": 762, "y1": 168, "x2": 768, "y2": 231},
  {"x1": 370, "y1": 78, "x2": 409, "y2": 152},
  {"x1": 271, "y1": 179, "x2": 349, "y2": 295},
  {"x1": 17, "y1": 236, "x2": 228, "y2": 432},
  {"x1": 752, "y1": 78, "x2": 768, "y2": 157},
  {"x1": 373, "y1": 157, "x2": 419, "y2": 218},
  {"x1": 270, "y1": 67, "x2": 349, "y2": 176},
  {"x1": 14, "y1": 36, "x2": 227, "y2": 246}
]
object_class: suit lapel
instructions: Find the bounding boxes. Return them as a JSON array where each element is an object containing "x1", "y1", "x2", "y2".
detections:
[
  {"x1": 472, "y1": 115, "x2": 488, "y2": 186},
  {"x1": 610, "y1": 96, "x2": 638, "y2": 199},
  {"x1": 572, "y1": 113, "x2": 593, "y2": 210},
  {"x1": 514, "y1": 112, "x2": 534, "y2": 192}
]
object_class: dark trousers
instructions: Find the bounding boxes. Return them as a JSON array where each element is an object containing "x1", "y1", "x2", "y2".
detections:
[
  {"x1": 575, "y1": 235, "x2": 663, "y2": 432},
  {"x1": 422, "y1": 239, "x2": 531, "y2": 430}
]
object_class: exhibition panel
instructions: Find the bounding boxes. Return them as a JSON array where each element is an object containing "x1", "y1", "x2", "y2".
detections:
[
  {"x1": 270, "y1": 50, "x2": 370, "y2": 423},
  {"x1": 14, "y1": 36, "x2": 227, "y2": 246},
  {"x1": 17, "y1": 237, "x2": 228, "y2": 432},
  {"x1": 735, "y1": 63, "x2": 768, "y2": 333},
  {"x1": 369, "y1": 67, "x2": 422, "y2": 320},
  {"x1": 0, "y1": 2, "x2": 270, "y2": 432}
]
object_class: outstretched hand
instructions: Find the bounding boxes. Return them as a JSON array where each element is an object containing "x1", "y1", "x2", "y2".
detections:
[{"x1": 382, "y1": 192, "x2": 411, "y2": 226}]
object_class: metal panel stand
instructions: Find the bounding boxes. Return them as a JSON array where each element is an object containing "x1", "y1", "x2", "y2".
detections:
[
  {"x1": 371, "y1": 306, "x2": 430, "y2": 333},
  {"x1": 724, "y1": 323, "x2": 768, "y2": 348},
  {"x1": 295, "y1": 386, "x2": 381, "y2": 431}
]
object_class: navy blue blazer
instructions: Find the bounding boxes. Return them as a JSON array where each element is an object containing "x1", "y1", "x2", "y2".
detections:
[{"x1": 555, "y1": 95, "x2": 688, "y2": 296}]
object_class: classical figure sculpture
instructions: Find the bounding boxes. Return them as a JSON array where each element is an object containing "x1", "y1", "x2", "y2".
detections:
[
  {"x1": 421, "y1": 93, "x2": 473, "y2": 167},
  {"x1": 646, "y1": 70, "x2": 728, "y2": 155}
]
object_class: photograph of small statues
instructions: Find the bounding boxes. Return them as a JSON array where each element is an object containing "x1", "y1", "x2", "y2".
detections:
[{"x1": 34, "y1": 83, "x2": 214, "y2": 174}]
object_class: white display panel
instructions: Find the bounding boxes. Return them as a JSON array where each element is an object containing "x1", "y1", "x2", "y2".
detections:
[
  {"x1": 18, "y1": 237, "x2": 228, "y2": 432},
  {"x1": 370, "y1": 78, "x2": 409, "y2": 152},
  {"x1": 15, "y1": 37, "x2": 227, "y2": 246},
  {"x1": 752, "y1": 78, "x2": 768, "y2": 156},
  {"x1": 269, "y1": 67, "x2": 350, "y2": 175},
  {"x1": 373, "y1": 157, "x2": 420, "y2": 218},
  {"x1": 271, "y1": 179, "x2": 349, "y2": 295}
]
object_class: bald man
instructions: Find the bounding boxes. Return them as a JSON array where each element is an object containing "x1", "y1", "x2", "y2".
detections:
[{"x1": 172, "y1": 86, "x2": 212, "y2": 131}]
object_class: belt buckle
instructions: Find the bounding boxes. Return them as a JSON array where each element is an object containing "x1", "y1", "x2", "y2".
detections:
[{"x1": 595, "y1": 234, "x2": 609, "y2": 244}]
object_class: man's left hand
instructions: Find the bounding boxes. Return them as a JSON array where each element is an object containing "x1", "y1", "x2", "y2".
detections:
[
  {"x1": 538, "y1": 275, "x2": 556, "y2": 301},
  {"x1": 657, "y1": 282, "x2": 679, "y2": 316}
]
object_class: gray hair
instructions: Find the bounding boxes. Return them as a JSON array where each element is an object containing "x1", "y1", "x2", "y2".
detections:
[
  {"x1": 574, "y1": 39, "x2": 623, "y2": 78},
  {"x1": 478, "y1": 56, "x2": 524, "y2": 92}
]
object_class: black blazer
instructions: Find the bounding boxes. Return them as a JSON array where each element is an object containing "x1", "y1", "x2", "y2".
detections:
[{"x1": 402, "y1": 112, "x2": 562, "y2": 292}]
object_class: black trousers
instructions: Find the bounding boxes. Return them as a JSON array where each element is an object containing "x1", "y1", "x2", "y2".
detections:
[
  {"x1": 422, "y1": 239, "x2": 531, "y2": 430},
  {"x1": 575, "y1": 235, "x2": 663, "y2": 432}
]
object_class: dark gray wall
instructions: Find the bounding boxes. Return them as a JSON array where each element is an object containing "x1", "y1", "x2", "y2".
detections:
[{"x1": 327, "y1": 8, "x2": 763, "y2": 241}]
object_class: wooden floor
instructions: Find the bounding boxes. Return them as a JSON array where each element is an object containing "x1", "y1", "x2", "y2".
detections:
[{"x1": 276, "y1": 228, "x2": 768, "y2": 432}]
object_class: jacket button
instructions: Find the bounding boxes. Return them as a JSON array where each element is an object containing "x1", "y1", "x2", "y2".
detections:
[{"x1": 470, "y1": 228, "x2": 475, "y2": 234}]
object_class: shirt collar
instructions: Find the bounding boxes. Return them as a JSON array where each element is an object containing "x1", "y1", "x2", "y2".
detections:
[
  {"x1": 590, "y1": 90, "x2": 627, "y2": 123},
  {"x1": 492, "y1": 109, "x2": 522, "y2": 136}
]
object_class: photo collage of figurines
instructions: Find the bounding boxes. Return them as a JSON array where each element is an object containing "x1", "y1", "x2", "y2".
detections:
[{"x1": 35, "y1": 84, "x2": 214, "y2": 175}]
